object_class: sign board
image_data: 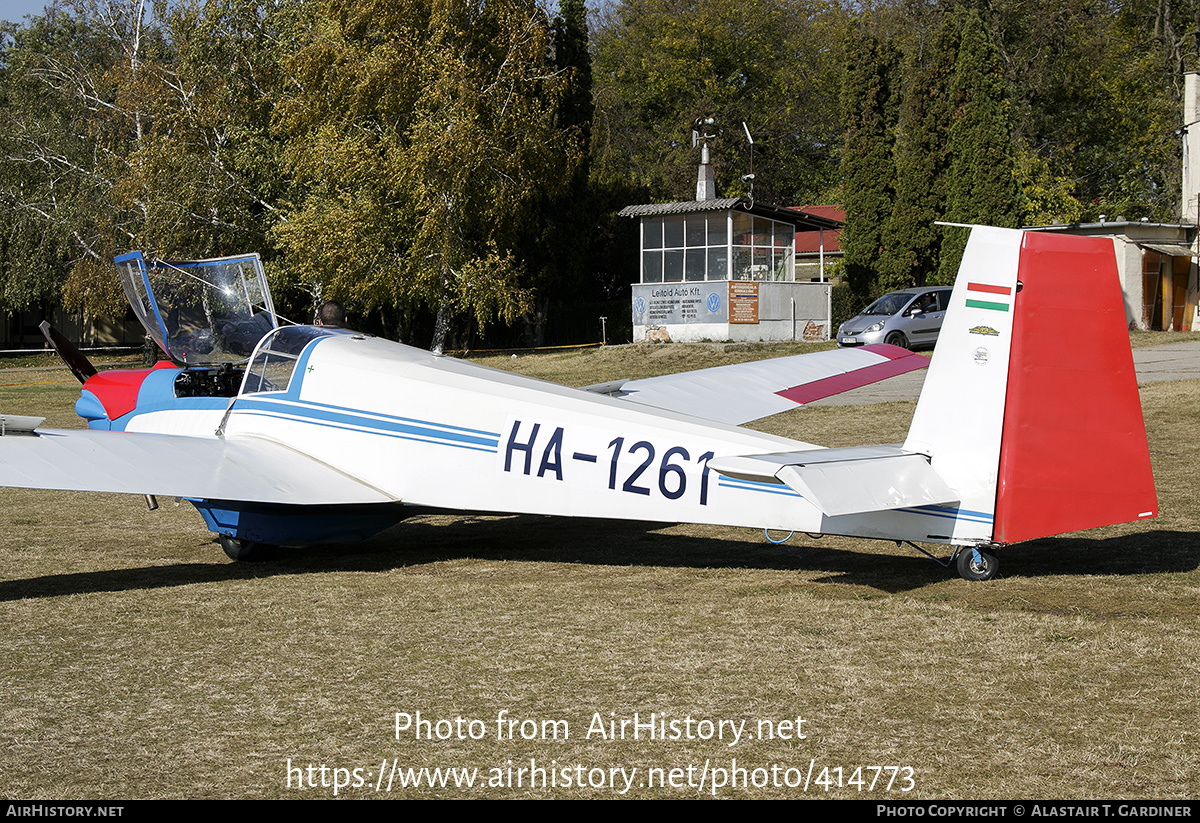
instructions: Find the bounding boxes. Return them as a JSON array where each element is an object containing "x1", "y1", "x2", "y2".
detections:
[
  {"x1": 632, "y1": 284, "x2": 727, "y2": 325},
  {"x1": 728, "y1": 281, "x2": 759, "y2": 324},
  {"x1": 630, "y1": 280, "x2": 831, "y2": 342}
]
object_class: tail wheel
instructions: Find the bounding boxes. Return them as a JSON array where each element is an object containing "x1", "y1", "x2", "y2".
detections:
[
  {"x1": 956, "y1": 546, "x2": 998, "y2": 581},
  {"x1": 219, "y1": 534, "x2": 261, "y2": 561},
  {"x1": 884, "y1": 331, "x2": 910, "y2": 349}
]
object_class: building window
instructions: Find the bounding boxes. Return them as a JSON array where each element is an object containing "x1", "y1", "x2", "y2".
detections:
[{"x1": 639, "y1": 211, "x2": 794, "y2": 283}]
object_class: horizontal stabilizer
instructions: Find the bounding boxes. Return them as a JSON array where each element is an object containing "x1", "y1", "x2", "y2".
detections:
[
  {"x1": 0, "y1": 428, "x2": 394, "y2": 505},
  {"x1": 710, "y1": 445, "x2": 957, "y2": 517},
  {"x1": 584, "y1": 344, "x2": 928, "y2": 425}
]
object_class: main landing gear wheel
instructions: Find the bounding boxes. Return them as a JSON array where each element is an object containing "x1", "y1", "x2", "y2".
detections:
[
  {"x1": 884, "y1": 331, "x2": 909, "y2": 349},
  {"x1": 956, "y1": 546, "x2": 998, "y2": 581},
  {"x1": 219, "y1": 534, "x2": 261, "y2": 561}
]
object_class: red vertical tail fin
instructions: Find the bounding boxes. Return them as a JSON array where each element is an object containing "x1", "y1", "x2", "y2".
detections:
[{"x1": 993, "y1": 231, "x2": 1157, "y2": 543}]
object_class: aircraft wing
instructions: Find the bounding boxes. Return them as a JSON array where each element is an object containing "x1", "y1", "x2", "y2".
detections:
[
  {"x1": 583, "y1": 343, "x2": 928, "y2": 425},
  {"x1": 0, "y1": 428, "x2": 394, "y2": 505}
]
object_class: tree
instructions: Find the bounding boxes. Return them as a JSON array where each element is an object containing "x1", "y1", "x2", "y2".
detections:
[
  {"x1": 554, "y1": 0, "x2": 593, "y2": 162},
  {"x1": 987, "y1": 0, "x2": 1180, "y2": 222},
  {"x1": 590, "y1": 0, "x2": 845, "y2": 206},
  {"x1": 272, "y1": 0, "x2": 581, "y2": 350},
  {"x1": 514, "y1": 0, "x2": 594, "y2": 346},
  {"x1": 839, "y1": 20, "x2": 898, "y2": 299},
  {"x1": 0, "y1": 10, "x2": 82, "y2": 315},
  {"x1": 123, "y1": 0, "x2": 292, "y2": 256},
  {"x1": 937, "y1": 7, "x2": 1021, "y2": 283},
  {"x1": 0, "y1": 0, "x2": 292, "y2": 319},
  {"x1": 0, "y1": 2, "x2": 161, "y2": 317},
  {"x1": 879, "y1": 10, "x2": 960, "y2": 290}
]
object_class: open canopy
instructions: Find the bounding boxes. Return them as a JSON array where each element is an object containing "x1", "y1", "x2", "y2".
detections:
[{"x1": 114, "y1": 251, "x2": 278, "y2": 366}]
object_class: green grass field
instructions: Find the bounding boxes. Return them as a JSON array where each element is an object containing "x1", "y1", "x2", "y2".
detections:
[{"x1": 0, "y1": 344, "x2": 1197, "y2": 799}]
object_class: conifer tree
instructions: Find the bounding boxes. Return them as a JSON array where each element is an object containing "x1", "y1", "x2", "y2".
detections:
[
  {"x1": 839, "y1": 22, "x2": 898, "y2": 300},
  {"x1": 518, "y1": 0, "x2": 594, "y2": 346},
  {"x1": 879, "y1": 12, "x2": 961, "y2": 290},
  {"x1": 555, "y1": 0, "x2": 592, "y2": 161},
  {"x1": 937, "y1": 8, "x2": 1022, "y2": 284}
]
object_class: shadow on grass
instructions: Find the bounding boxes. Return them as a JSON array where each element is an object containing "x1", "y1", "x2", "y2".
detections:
[
  {"x1": 808, "y1": 531, "x2": 1200, "y2": 593},
  {"x1": 2, "y1": 513, "x2": 1196, "y2": 600}
]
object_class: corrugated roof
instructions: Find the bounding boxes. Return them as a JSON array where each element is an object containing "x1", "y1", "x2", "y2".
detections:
[
  {"x1": 1138, "y1": 242, "x2": 1198, "y2": 257},
  {"x1": 618, "y1": 198, "x2": 842, "y2": 230},
  {"x1": 794, "y1": 204, "x2": 846, "y2": 222},
  {"x1": 618, "y1": 199, "x2": 742, "y2": 217}
]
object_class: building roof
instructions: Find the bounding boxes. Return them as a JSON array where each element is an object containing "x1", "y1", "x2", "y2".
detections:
[
  {"x1": 1025, "y1": 219, "x2": 1196, "y2": 253},
  {"x1": 795, "y1": 204, "x2": 845, "y2": 222},
  {"x1": 1026, "y1": 220, "x2": 1193, "y2": 231},
  {"x1": 619, "y1": 198, "x2": 743, "y2": 217},
  {"x1": 618, "y1": 198, "x2": 842, "y2": 230},
  {"x1": 793, "y1": 204, "x2": 844, "y2": 255}
]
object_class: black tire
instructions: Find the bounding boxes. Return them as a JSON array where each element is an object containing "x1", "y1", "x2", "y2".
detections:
[
  {"x1": 219, "y1": 534, "x2": 261, "y2": 561},
  {"x1": 956, "y1": 546, "x2": 998, "y2": 581},
  {"x1": 884, "y1": 331, "x2": 909, "y2": 349}
]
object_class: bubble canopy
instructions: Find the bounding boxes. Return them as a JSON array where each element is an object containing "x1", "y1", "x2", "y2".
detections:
[{"x1": 115, "y1": 251, "x2": 279, "y2": 366}]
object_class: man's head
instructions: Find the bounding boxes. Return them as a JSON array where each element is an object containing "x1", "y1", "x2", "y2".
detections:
[{"x1": 317, "y1": 301, "x2": 347, "y2": 328}]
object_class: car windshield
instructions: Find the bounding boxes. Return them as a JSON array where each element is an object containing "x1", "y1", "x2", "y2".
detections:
[{"x1": 863, "y1": 292, "x2": 912, "y2": 316}]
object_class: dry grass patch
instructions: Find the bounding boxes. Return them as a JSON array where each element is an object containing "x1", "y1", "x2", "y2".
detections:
[{"x1": 1128, "y1": 330, "x2": 1200, "y2": 348}]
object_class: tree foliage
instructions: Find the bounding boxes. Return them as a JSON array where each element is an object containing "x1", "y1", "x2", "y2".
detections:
[
  {"x1": 0, "y1": 0, "x2": 291, "y2": 316},
  {"x1": 938, "y1": 7, "x2": 1022, "y2": 282},
  {"x1": 591, "y1": 0, "x2": 844, "y2": 206},
  {"x1": 0, "y1": 0, "x2": 1196, "y2": 342},
  {"x1": 839, "y1": 20, "x2": 898, "y2": 297},
  {"x1": 0, "y1": 2, "x2": 152, "y2": 316},
  {"x1": 842, "y1": 7, "x2": 1022, "y2": 295},
  {"x1": 272, "y1": 0, "x2": 581, "y2": 348},
  {"x1": 991, "y1": 0, "x2": 1182, "y2": 221},
  {"x1": 513, "y1": 0, "x2": 596, "y2": 346},
  {"x1": 879, "y1": 10, "x2": 959, "y2": 290}
]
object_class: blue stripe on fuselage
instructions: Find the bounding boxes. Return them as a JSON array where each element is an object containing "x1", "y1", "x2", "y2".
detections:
[
  {"x1": 229, "y1": 397, "x2": 501, "y2": 452},
  {"x1": 900, "y1": 504, "x2": 994, "y2": 524}
]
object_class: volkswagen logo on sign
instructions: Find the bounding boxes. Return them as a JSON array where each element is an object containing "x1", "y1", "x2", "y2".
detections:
[
  {"x1": 706, "y1": 292, "x2": 721, "y2": 313},
  {"x1": 634, "y1": 296, "x2": 646, "y2": 314}
]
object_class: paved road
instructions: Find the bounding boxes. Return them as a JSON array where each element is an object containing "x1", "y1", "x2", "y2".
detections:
[{"x1": 807, "y1": 340, "x2": 1200, "y2": 407}]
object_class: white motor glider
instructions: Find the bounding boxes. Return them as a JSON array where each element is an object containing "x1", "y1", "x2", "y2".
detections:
[{"x1": 0, "y1": 226, "x2": 1157, "y2": 580}]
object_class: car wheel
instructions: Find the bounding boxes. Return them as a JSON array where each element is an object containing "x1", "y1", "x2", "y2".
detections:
[{"x1": 884, "y1": 331, "x2": 909, "y2": 349}]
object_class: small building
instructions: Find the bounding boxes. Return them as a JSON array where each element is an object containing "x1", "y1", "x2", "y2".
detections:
[
  {"x1": 619, "y1": 197, "x2": 842, "y2": 343},
  {"x1": 1, "y1": 306, "x2": 144, "y2": 350},
  {"x1": 793, "y1": 204, "x2": 845, "y2": 282}
]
